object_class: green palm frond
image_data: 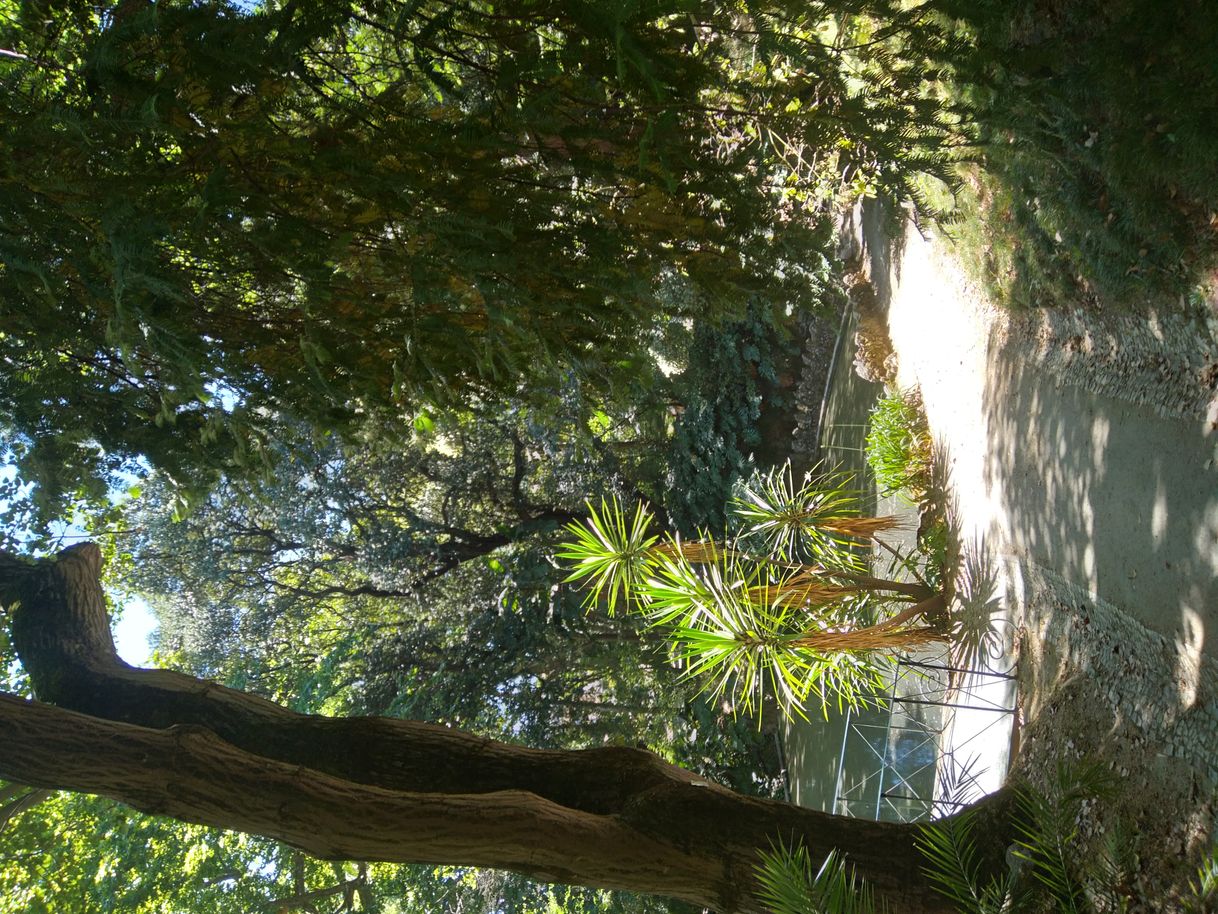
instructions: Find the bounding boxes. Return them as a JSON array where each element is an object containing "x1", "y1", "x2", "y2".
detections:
[
  {"x1": 556, "y1": 497, "x2": 659, "y2": 616},
  {"x1": 756, "y1": 843, "x2": 886, "y2": 914},
  {"x1": 646, "y1": 546, "x2": 889, "y2": 719},
  {"x1": 918, "y1": 762, "x2": 1136, "y2": 914},
  {"x1": 1086, "y1": 826, "x2": 1137, "y2": 913},
  {"x1": 798, "y1": 650, "x2": 891, "y2": 718},
  {"x1": 1186, "y1": 848, "x2": 1218, "y2": 913},
  {"x1": 1012, "y1": 762, "x2": 1116, "y2": 914},
  {"x1": 733, "y1": 462, "x2": 896, "y2": 568},
  {"x1": 638, "y1": 539, "x2": 735, "y2": 629},
  {"x1": 917, "y1": 809, "x2": 1014, "y2": 914},
  {"x1": 557, "y1": 471, "x2": 925, "y2": 721},
  {"x1": 650, "y1": 548, "x2": 809, "y2": 715}
]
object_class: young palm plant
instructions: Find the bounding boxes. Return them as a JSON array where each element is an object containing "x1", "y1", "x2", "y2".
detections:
[
  {"x1": 917, "y1": 762, "x2": 1137, "y2": 914},
  {"x1": 755, "y1": 844, "x2": 886, "y2": 914},
  {"x1": 756, "y1": 763, "x2": 1165, "y2": 914},
  {"x1": 558, "y1": 465, "x2": 949, "y2": 719}
]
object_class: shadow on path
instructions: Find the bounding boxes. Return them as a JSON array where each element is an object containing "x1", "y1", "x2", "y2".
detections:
[
  {"x1": 850, "y1": 199, "x2": 1218, "y2": 894},
  {"x1": 983, "y1": 338, "x2": 1218, "y2": 661}
]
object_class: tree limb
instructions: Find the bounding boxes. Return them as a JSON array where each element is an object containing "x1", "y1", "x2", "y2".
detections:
[
  {"x1": 0, "y1": 786, "x2": 54, "y2": 834},
  {"x1": 0, "y1": 544, "x2": 1008, "y2": 913}
]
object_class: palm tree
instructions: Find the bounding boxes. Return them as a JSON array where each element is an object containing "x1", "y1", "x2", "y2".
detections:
[{"x1": 558, "y1": 464, "x2": 949, "y2": 719}]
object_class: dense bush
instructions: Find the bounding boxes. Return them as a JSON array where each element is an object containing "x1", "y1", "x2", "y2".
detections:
[
  {"x1": 939, "y1": 0, "x2": 1218, "y2": 310},
  {"x1": 865, "y1": 388, "x2": 932, "y2": 502},
  {"x1": 662, "y1": 301, "x2": 799, "y2": 535}
]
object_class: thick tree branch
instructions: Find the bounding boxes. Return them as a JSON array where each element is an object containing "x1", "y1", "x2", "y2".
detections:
[
  {"x1": 265, "y1": 877, "x2": 362, "y2": 913},
  {"x1": 0, "y1": 545, "x2": 1012, "y2": 913},
  {"x1": 0, "y1": 785, "x2": 53, "y2": 834},
  {"x1": 0, "y1": 694, "x2": 720, "y2": 898}
]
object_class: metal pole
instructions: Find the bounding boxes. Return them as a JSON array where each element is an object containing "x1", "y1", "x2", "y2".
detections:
[
  {"x1": 832, "y1": 705, "x2": 852, "y2": 815},
  {"x1": 895, "y1": 695, "x2": 1016, "y2": 714}
]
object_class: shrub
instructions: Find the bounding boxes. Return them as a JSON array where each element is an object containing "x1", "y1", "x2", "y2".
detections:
[
  {"x1": 559, "y1": 466, "x2": 947, "y2": 721},
  {"x1": 663, "y1": 300, "x2": 796, "y2": 535},
  {"x1": 937, "y1": 0, "x2": 1218, "y2": 310},
  {"x1": 865, "y1": 389, "x2": 932, "y2": 503}
]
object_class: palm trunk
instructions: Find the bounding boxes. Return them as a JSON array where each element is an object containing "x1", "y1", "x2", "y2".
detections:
[{"x1": 830, "y1": 569, "x2": 935, "y2": 600}]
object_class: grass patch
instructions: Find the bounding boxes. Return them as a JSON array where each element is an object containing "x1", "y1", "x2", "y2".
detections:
[{"x1": 934, "y1": 0, "x2": 1218, "y2": 312}]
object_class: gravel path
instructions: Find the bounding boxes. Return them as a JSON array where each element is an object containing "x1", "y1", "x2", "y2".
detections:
[{"x1": 845, "y1": 202, "x2": 1218, "y2": 906}]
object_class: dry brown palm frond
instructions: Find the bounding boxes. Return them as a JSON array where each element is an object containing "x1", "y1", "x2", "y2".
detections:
[
  {"x1": 765, "y1": 564, "x2": 936, "y2": 602},
  {"x1": 813, "y1": 514, "x2": 906, "y2": 540},
  {"x1": 746, "y1": 580, "x2": 857, "y2": 607},
  {"x1": 792, "y1": 593, "x2": 949, "y2": 652},
  {"x1": 794, "y1": 625, "x2": 948, "y2": 652},
  {"x1": 649, "y1": 540, "x2": 740, "y2": 564}
]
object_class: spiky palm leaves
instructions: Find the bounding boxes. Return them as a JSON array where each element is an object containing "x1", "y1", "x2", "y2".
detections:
[
  {"x1": 918, "y1": 763, "x2": 1139, "y2": 914},
  {"x1": 557, "y1": 497, "x2": 659, "y2": 617},
  {"x1": 756, "y1": 844, "x2": 886, "y2": 914},
  {"x1": 733, "y1": 462, "x2": 903, "y2": 567},
  {"x1": 642, "y1": 545, "x2": 898, "y2": 716},
  {"x1": 558, "y1": 467, "x2": 948, "y2": 718},
  {"x1": 760, "y1": 763, "x2": 1211, "y2": 914}
]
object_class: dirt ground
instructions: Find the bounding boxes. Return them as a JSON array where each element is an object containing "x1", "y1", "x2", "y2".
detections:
[{"x1": 844, "y1": 202, "x2": 1218, "y2": 909}]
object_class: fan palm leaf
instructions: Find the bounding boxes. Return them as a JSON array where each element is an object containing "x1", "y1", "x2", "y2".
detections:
[{"x1": 756, "y1": 843, "x2": 887, "y2": 914}]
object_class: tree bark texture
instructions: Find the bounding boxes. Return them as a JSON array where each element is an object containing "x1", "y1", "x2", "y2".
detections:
[{"x1": 0, "y1": 545, "x2": 1012, "y2": 912}]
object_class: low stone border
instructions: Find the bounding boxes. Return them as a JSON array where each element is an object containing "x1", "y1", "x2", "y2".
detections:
[
  {"x1": 1006, "y1": 558, "x2": 1217, "y2": 908},
  {"x1": 1004, "y1": 302, "x2": 1218, "y2": 427}
]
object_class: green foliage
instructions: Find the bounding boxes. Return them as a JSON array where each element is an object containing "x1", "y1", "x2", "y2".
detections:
[
  {"x1": 917, "y1": 762, "x2": 1134, "y2": 914},
  {"x1": 916, "y1": 806, "x2": 1017, "y2": 914},
  {"x1": 1009, "y1": 764, "x2": 1111, "y2": 912},
  {"x1": 0, "y1": 0, "x2": 962, "y2": 524},
  {"x1": 756, "y1": 844, "x2": 885, "y2": 914},
  {"x1": 559, "y1": 468, "x2": 944, "y2": 719},
  {"x1": 108, "y1": 386, "x2": 783, "y2": 796},
  {"x1": 865, "y1": 389, "x2": 931, "y2": 503},
  {"x1": 88, "y1": 396, "x2": 774, "y2": 912},
  {"x1": 755, "y1": 763, "x2": 1212, "y2": 914},
  {"x1": 914, "y1": 514, "x2": 950, "y2": 596},
  {"x1": 761, "y1": 814, "x2": 1218, "y2": 914},
  {"x1": 559, "y1": 497, "x2": 660, "y2": 617},
  {"x1": 663, "y1": 299, "x2": 798, "y2": 535},
  {"x1": 937, "y1": 0, "x2": 1218, "y2": 310},
  {"x1": 1186, "y1": 848, "x2": 1218, "y2": 914},
  {"x1": 732, "y1": 462, "x2": 868, "y2": 567},
  {"x1": 642, "y1": 545, "x2": 887, "y2": 717},
  {"x1": 0, "y1": 787, "x2": 364, "y2": 914}
]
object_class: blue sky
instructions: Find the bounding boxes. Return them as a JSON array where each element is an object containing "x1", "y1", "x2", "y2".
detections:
[
  {"x1": 0, "y1": 459, "x2": 158, "y2": 666},
  {"x1": 113, "y1": 595, "x2": 157, "y2": 665}
]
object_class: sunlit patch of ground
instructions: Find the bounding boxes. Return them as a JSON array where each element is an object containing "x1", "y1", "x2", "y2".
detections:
[{"x1": 854, "y1": 201, "x2": 1218, "y2": 908}]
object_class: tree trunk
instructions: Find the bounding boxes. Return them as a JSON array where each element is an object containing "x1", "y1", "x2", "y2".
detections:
[{"x1": 0, "y1": 545, "x2": 1012, "y2": 913}]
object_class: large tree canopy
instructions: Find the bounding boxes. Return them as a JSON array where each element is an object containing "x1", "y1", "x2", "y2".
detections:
[
  {"x1": 0, "y1": 545, "x2": 1013, "y2": 913},
  {"x1": 0, "y1": 2, "x2": 981, "y2": 910},
  {"x1": 0, "y1": 0, "x2": 954, "y2": 518}
]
